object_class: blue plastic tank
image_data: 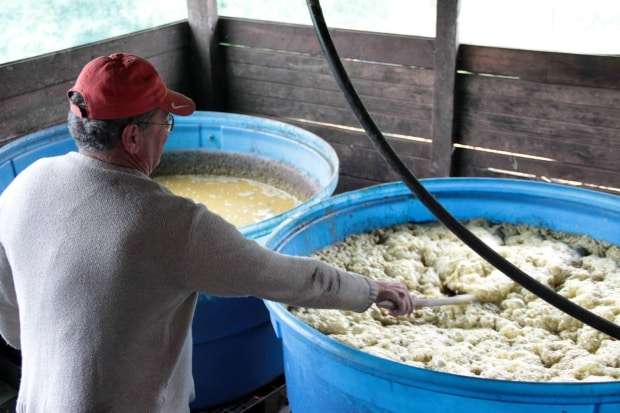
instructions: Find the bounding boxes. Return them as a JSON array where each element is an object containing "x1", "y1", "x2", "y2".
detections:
[
  {"x1": 0, "y1": 111, "x2": 339, "y2": 409},
  {"x1": 264, "y1": 179, "x2": 620, "y2": 413}
]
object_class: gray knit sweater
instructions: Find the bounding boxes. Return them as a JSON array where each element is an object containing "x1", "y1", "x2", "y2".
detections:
[{"x1": 0, "y1": 152, "x2": 376, "y2": 412}]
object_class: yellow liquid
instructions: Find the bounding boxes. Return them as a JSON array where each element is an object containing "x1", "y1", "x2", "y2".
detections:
[{"x1": 154, "y1": 174, "x2": 301, "y2": 228}]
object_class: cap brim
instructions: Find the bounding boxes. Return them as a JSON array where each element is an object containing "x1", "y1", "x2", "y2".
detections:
[{"x1": 160, "y1": 89, "x2": 196, "y2": 116}]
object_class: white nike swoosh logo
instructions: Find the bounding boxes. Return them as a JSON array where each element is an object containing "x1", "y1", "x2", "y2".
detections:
[{"x1": 171, "y1": 102, "x2": 192, "y2": 110}]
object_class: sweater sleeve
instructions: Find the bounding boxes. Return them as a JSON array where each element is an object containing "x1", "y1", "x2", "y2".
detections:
[
  {"x1": 182, "y1": 205, "x2": 377, "y2": 312},
  {"x1": 0, "y1": 243, "x2": 20, "y2": 349}
]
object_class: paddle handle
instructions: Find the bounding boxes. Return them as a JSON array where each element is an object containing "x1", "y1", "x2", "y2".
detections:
[{"x1": 377, "y1": 294, "x2": 476, "y2": 310}]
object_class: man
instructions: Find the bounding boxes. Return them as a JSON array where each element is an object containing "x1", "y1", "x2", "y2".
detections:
[{"x1": 0, "y1": 53, "x2": 413, "y2": 412}]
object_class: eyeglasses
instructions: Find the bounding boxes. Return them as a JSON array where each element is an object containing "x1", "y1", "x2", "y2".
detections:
[{"x1": 137, "y1": 113, "x2": 174, "y2": 133}]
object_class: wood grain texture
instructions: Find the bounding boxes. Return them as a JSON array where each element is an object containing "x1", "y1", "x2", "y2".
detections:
[
  {"x1": 458, "y1": 74, "x2": 620, "y2": 108},
  {"x1": 226, "y1": 61, "x2": 433, "y2": 107},
  {"x1": 219, "y1": 17, "x2": 435, "y2": 68},
  {"x1": 461, "y1": 93, "x2": 620, "y2": 130},
  {"x1": 456, "y1": 130, "x2": 619, "y2": 172},
  {"x1": 459, "y1": 45, "x2": 620, "y2": 90},
  {"x1": 227, "y1": 78, "x2": 432, "y2": 122},
  {"x1": 228, "y1": 92, "x2": 431, "y2": 138},
  {"x1": 455, "y1": 73, "x2": 620, "y2": 172},
  {"x1": 457, "y1": 109, "x2": 620, "y2": 146},
  {"x1": 223, "y1": 45, "x2": 435, "y2": 89},
  {"x1": 458, "y1": 76, "x2": 620, "y2": 130},
  {"x1": 454, "y1": 147, "x2": 620, "y2": 188}
]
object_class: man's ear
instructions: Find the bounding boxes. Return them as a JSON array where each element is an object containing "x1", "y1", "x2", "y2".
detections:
[{"x1": 120, "y1": 124, "x2": 141, "y2": 154}]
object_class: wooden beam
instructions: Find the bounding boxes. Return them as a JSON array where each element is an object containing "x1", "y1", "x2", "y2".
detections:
[
  {"x1": 187, "y1": 0, "x2": 222, "y2": 110},
  {"x1": 430, "y1": 0, "x2": 460, "y2": 176}
]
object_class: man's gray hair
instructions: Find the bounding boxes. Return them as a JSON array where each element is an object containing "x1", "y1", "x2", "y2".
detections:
[{"x1": 67, "y1": 92, "x2": 156, "y2": 151}]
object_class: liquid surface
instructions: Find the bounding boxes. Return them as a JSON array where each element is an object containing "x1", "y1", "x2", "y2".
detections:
[{"x1": 155, "y1": 174, "x2": 301, "y2": 228}]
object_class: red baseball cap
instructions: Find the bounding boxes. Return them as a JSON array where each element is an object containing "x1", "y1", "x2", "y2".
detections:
[{"x1": 68, "y1": 53, "x2": 195, "y2": 119}]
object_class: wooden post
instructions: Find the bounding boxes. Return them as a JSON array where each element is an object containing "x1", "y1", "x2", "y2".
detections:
[
  {"x1": 430, "y1": 0, "x2": 460, "y2": 176},
  {"x1": 187, "y1": 0, "x2": 222, "y2": 110}
]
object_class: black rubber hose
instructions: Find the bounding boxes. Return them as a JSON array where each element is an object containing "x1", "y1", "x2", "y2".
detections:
[{"x1": 306, "y1": 0, "x2": 620, "y2": 340}]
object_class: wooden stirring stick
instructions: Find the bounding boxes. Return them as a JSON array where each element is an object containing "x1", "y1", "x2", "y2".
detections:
[{"x1": 378, "y1": 294, "x2": 476, "y2": 310}]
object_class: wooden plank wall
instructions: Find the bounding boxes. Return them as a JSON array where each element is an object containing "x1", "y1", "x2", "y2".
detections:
[
  {"x1": 1, "y1": 15, "x2": 618, "y2": 194},
  {"x1": 0, "y1": 21, "x2": 191, "y2": 145},
  {"x1": 454, "y1": 46, "x2": 620, "y2": 192},
  {"x1": 219, "y1": 17, "x2": 619, "y2": 194},
  {"x1": 218, "y1": 18, "x2": 436, "y2": 193}
]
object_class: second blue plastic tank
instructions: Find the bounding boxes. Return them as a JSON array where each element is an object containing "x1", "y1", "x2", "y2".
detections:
[{"x1": 265, "y1": 179, "x2": 620, "y2": 413}]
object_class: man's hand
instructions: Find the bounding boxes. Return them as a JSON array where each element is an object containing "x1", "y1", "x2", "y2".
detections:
[{"x1": 374, "y1": 281, "x2": 414, "y2": 316}]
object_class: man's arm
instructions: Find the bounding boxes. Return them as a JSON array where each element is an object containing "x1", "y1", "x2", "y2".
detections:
[
  {"x1": 0, "y1": 243, "x2": 20, "y2": 349},
  {"x1": 182, "y1": 206, "x2": 377, "y2": 312}
]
